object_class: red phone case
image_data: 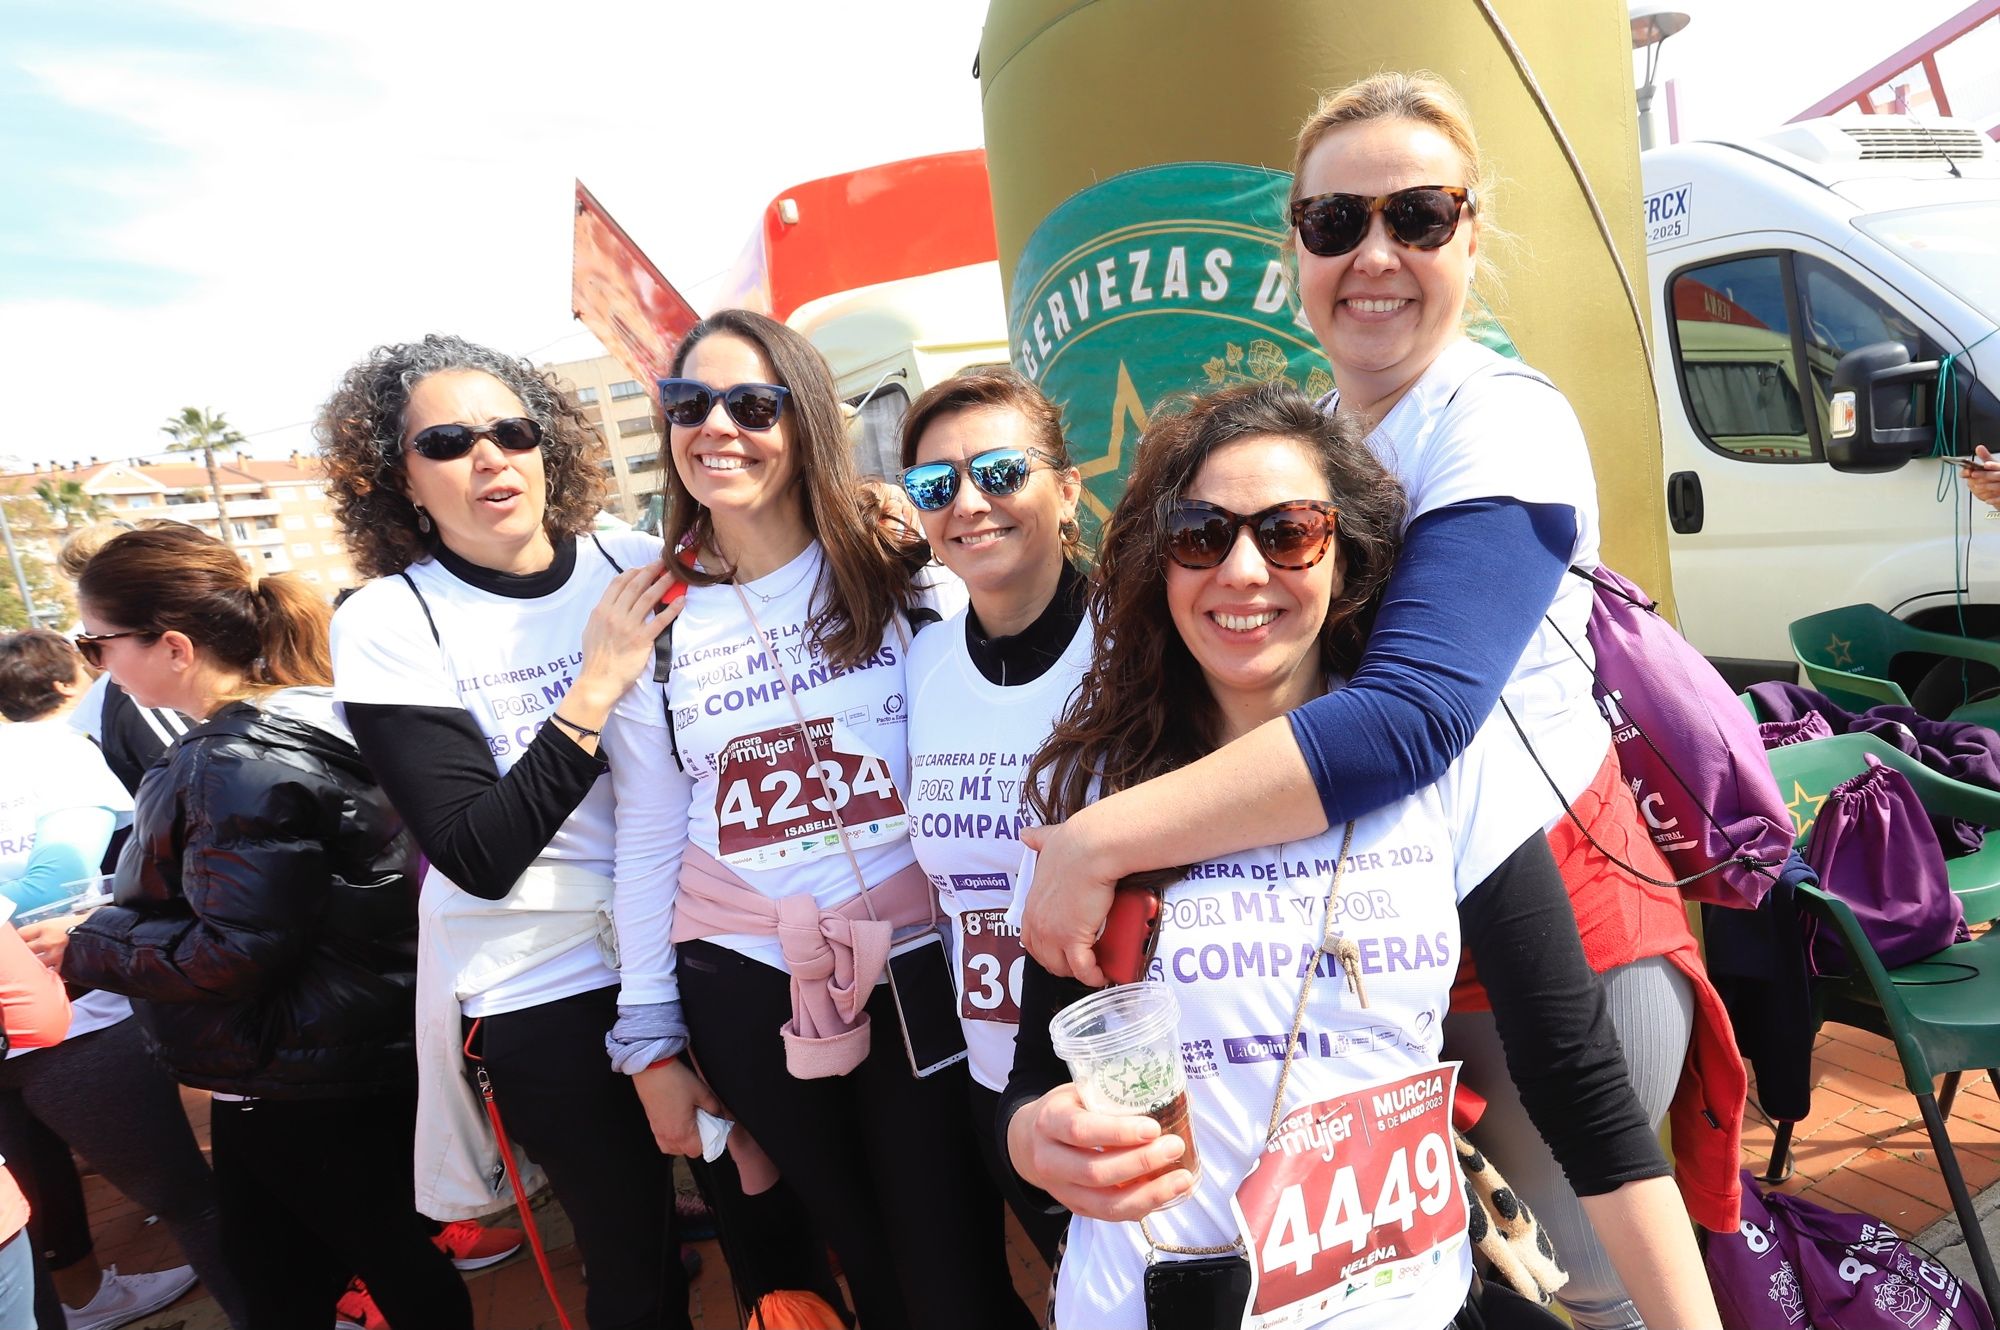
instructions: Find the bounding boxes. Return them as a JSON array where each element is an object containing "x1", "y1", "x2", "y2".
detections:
[{"x1": 1096, "y1": 885, "x2": 1163, "y2": 986}]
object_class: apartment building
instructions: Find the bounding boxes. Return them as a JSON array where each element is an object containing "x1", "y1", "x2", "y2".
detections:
[
  {"x1": 544, "y1": 352, "x2": 661, "y2": 522},
  {"x1": 0, "y1": 454, "x2": 359, "y2": 594}
]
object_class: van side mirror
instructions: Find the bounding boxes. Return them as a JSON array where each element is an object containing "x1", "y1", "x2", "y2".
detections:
[{"x1": 1827, "y1": 341, "x2": 1938, "y2": 474}]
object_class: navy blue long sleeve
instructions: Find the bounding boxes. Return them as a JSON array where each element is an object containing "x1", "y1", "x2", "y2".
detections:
[{"x1": 1289, "y1": 497, "x2": 1577, "y2": 826}]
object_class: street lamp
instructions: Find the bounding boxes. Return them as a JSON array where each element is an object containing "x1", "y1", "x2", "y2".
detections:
[{"x1": 1631, "y1": 0, "x2": 1692, "y2": 152}]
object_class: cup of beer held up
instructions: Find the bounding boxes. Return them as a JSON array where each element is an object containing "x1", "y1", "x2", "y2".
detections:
[{"x1": 1050, "y1": 981, "x2": 1199, "y2": 1204}]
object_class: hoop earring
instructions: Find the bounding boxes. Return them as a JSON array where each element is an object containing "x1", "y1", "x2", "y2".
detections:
[{"x1": 415, "y1": 506, "x2": 433, "y2": 535}]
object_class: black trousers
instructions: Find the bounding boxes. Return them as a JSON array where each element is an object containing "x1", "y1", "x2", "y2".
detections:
[
  {"x1": 680, "y1": 940, "x2": 1035, "y2": 1330},
  {"x1": 967, "y1": 1079, "x2": 1070, "y2": 1266},
  {"x1": 211, "y1": 1092, "x2": 471, "y2": 1329},
  {"x1": 474, "y1": 985, "x2": 689, "y2": 1330}
]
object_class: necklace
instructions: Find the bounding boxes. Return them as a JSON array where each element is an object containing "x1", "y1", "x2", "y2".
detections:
[{"x1": 737, "y1": 549, "x2": 816, "y2": 604}]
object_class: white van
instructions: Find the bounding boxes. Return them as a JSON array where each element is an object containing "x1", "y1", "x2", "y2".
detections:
[{"x1": 1641, "y1": 115, "x2": 2000, "y2": 690}]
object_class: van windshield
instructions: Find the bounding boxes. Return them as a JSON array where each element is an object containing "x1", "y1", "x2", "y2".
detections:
[{"x1": 1857, "y1": 202, "x2": 2000, "y2": 330}]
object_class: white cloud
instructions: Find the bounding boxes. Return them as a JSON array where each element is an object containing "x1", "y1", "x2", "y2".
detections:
[
  {"x1": 7, "y1": 0, "x2": 993, "y2": 462},
  {"x1": 10, "y1": 0, "x2": 1982, "y2": 467}
]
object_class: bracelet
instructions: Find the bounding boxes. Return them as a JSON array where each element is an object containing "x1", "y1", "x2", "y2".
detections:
[{"x1": 549, "y1": 713, "x2": 601, "y2": 741}]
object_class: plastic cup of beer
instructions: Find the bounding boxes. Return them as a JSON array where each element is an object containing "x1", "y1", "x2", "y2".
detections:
[{"x1": 1049, "y1": 981, "x2": 1199, "y2": 1202}]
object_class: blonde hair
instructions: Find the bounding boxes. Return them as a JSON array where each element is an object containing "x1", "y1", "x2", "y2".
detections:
[{"x1": 1286, "y1": 70, "x2": 1509, "y2": 317}]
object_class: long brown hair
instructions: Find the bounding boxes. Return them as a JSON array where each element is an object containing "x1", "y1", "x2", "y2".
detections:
[
  {"x1": 78, "y1": 525, "x2": 332, "y2": 694},
  {"x1": 662, "y1": 309, "x2": 926, "y2": 670},
  {"x1": 1026, "y1": 382, "x2": 1405, "y2": 836}
]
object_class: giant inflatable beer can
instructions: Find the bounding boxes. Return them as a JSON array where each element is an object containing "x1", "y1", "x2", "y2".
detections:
[{"x1": 978, "y1": 0, "x2": 1672, "y2": 592}]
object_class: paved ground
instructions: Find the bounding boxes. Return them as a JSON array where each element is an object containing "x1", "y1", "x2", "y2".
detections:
[{"x1": 81, "y1": 1018, "x2": 2000, "y2": 1328}]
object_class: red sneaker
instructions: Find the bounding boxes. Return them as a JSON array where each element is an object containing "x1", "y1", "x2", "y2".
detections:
[
  {"x1": 432, "y1": 1218, "x2": 526, "y2": 1271},
  {"x1": 334, "y1": 1278, "x2": 389, "y2": 1330}
]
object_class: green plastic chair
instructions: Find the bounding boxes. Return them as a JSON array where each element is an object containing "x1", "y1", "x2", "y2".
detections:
[
  {"x1": 1789, "y1": 603, "x2": 2000, "y2": 717},
  {"x1": 1764, "y1": 732, "x2": 2000, "y2": 1307}
]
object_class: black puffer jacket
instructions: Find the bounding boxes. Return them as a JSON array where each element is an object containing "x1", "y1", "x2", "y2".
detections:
[{"x1": 63, "y1": 689, "x2": 420, "y2": 1099}]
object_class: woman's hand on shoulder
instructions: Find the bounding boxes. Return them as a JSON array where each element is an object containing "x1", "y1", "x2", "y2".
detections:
[
  {"x1": 570, "y1": 563, "x2": 683, "y2": 718},
  {"x1": 1007, "y1": 1083, "x2": 1192, "y2": 1222},
  {"x1": 632, "y1": 1056, "x2": 725, "y2": 1158},
  {"x1": 1022, "y1": 813, "x2": 1121, "y2": 987}
]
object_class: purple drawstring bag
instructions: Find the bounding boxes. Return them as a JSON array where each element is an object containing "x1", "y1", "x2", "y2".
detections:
[
  {"x1": 1801, "y1": 756, "x2": 1969, "y2": 976},
  {"x1": 1709, "y1": 1169, "x2": 1994, "y2": 1329},
  {"x1": 1764, "y1": 714, "x2": 1837, "y2": 749},
  {"x1": 1569, "y1": 565, "x2": 1794, "y2": 909},
  {"x1": 1707, "y1": 1169, "x2": 1808, "y2": 1328}
]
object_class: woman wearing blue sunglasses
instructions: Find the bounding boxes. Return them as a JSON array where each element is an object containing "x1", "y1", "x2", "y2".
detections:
[{"x1": 897, "y1": 366, "x2": 1085, "y2": 1266}]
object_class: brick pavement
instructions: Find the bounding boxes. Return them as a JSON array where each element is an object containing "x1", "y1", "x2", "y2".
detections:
[{"x1": 80, "y1": 1020, "x2": 1991, "y2": 1328}]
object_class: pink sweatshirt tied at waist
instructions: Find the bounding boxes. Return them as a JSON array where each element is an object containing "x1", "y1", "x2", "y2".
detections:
[{"x1": 671, "y1": 845, "x2": 937, "y2": 1080}]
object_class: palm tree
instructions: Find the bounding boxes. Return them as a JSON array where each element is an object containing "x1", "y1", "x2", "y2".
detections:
[
  {"x1": 161, "y1": 406, "x2": 247, "y2": 547},
  {"x1": 33, "y1": 477, "x2": 105, "y2": 530}
]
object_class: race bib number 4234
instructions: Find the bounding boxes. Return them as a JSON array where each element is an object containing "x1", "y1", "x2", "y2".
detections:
[
  {"x1": 713, "y1": 717, "x2": 907, "y2": 869},
  {"x1": 1228, "y1": 1064, "x2": 1466, "y2": 1328}
]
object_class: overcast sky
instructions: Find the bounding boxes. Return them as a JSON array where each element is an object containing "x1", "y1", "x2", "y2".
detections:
[{"x1": 2, "y1": 0, "x2": 1985, "y2": 469}]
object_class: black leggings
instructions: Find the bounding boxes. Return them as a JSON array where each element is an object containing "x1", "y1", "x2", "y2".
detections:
[
  {"x1": 680, "y1": 940, "x2": 1034, "y2": 1330},
  {"x1": 473, "y1": 985, "x2": 689, "y2": 1330},
  {"x1": 967, "y1": 1079, "x2": 1069, "y2": 1266},
  {"x1": 211, "y1": 1092, "x2": 470, "y2": 1328}
]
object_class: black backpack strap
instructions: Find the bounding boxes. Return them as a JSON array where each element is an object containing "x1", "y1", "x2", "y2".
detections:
[
  {"x1": 398, "y1": 571, "x2": 441, "y2": 646},
  {"x1": 590, "y1": 533, "x2": 624, "y2": 574}
]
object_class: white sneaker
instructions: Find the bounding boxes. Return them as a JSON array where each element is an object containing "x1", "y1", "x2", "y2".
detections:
[{"x1": 62, "y1": 1264, "x2": 199, "y2": 1330}]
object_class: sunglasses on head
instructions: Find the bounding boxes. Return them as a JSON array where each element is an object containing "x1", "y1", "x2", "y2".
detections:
[
  {"x1": 401, "y1": 417, "x2": 545, "y2": 462},
  {"x1": 657, "y1": 379, "x2": 791, "y2": 431},
  {"x1": 1289, "y1": 185, "x2": 1475, "y2": 258},
  {"x1": 1165, "y1": 499, "x2": 1340, "y2": 570},
  {"x1": 899, "y1": 447, "x2": 1063, "y2": 512},
  {"x1": 73, "y1": 628, "x2": 157, "y2": 670}
]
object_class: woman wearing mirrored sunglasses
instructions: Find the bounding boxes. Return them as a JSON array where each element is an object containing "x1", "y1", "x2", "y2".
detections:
[
  {"x1": 1020, "y1": 72, "x2": 1741, "y2": 1330},
  {"x1": 602, "y1": 310, "x2": 1033, "y2": 1330},
  {"x1": 1002, "y1": 382, "x2": 1717, "y2": 1330},
  {"x1": 317, "y1": 334, "x2": 694, "y2": 1330},
  {"x1": 895, "y1": 366, "x2": 1085, "y2": 1267}
]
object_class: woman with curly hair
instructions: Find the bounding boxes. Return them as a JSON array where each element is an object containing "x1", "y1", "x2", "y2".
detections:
[
  {"x1": 1001, "y1": 383, "x2": 1718, "y2": 1330},
  {"x1": 603, "y1": 310, "x2": 1032, "y2": 1330},
  {"x1": 320, "y1": 335, "x2": 690, "y2": 1329}
]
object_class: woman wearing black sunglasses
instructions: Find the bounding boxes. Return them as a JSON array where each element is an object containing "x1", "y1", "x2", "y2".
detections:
[
  {"x1": 895, "y1": 366, "x2": 1085, "y2": 1266},
  {"x1": 602, "y1": 310, "x2": 1033, "y2": 1330},
  {"x1": 1020, "y1": 72, "x2": 1739, "y2": 1330},
  {"x1": 317, "y1": 334, "x2": 693, "y2": 1330},
  {"x1": 1002, "y1": 381, "x2": 1717, "y2": 1330},
  {"x1": 58, "y1": 525, "x2": 474, "y2": 1328}
]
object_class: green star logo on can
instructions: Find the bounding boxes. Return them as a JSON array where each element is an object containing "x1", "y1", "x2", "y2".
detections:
[{"x1": 1007, "y1": 161, "x2": 1514, "y2": 531}]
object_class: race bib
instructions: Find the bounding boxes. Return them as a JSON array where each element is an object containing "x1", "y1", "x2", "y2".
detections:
[
  {"x1": 1229, "y1": 1064, "x2": 1466, "y2": 1327},
  {"x1": 958, "y1": 908, "x2": 1027, "y2": 1024},
  {"x1": 713, "y1": 717, "x2": 908, "y2": 869}
]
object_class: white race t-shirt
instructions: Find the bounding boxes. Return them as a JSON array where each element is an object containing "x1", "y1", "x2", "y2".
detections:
[
  {"x1": 906, "y1": 608, "x2": 1091, "y2": 1091},
  {"x1": 1368, "y1": 338, "x2": 1611, "y2": 812},
  {"x1": 332, "y1": 530, "x2": 663, "y2": 1016},
  {"x1": 0, "y1": 720, "x2": 136, "y2": 1052},
  {"x1": 1048, "y1": 716, "x2": 1540, "y2": 1330},
  {"x1": 608, "y1": 542, "x2": 947, "y2": 976}
]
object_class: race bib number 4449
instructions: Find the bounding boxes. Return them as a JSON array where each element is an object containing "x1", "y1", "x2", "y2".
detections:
[
  {"x1": 1229, "y1": 1064, "x2": 1466, "y2": 1328},
  {"x1": 714, "y1": 718, "x2": 907, "y2": 869}
]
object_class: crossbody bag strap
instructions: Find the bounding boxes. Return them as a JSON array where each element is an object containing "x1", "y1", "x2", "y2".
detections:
[
  {"x1": 398, "y1": 570, "x2": 442, "y2": 647},
  {"x1": 729, "y1": 585, "x2": 935, "y2": 930},
  {"x1": 1142, "y1": 821, "x2": 1363, "y2": 1259},
  {"x1": 462, "y1": 1020, "x2": 573, "y2": 1330}
]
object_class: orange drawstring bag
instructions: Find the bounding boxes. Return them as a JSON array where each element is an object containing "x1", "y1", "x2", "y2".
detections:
[{"x1": 745, "y1": 1288, "x2": 848, "y2": 1329}]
